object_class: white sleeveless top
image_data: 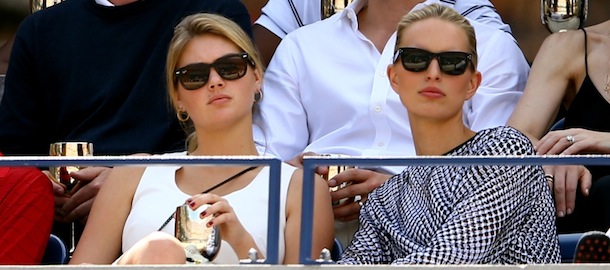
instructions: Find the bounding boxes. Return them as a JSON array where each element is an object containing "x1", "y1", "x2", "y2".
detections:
[{"x1": 122, "y1": 152, "x2": 296, "y2": 263}]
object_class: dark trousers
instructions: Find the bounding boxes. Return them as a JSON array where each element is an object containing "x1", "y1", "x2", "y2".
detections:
[{"x1": 556, "y1": 175, "x2": 610, "y2": 233}]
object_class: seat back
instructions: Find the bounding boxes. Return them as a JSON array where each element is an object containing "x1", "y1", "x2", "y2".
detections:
[
  {"x1": 41, "y1": 234, "x2": 68, "y2": 264},
  {"x1": 331, "y1": 237, "x2": 344, "y2": 262},
  {"x1": 559, "y1": 232, "x2": 583, "y2": 263}
]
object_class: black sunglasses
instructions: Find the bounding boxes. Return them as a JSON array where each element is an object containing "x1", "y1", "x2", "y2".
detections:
[
  {"x1": 393, "y1": 47, "x2": 472, "y2": 76},
  {"x1": 174, "y1": 52, "x2": 255, "y2": 90}
]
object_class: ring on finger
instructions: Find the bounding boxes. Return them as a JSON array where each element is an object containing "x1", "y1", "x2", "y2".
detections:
[
  {"x1": 566, "y1": 135, "x2": 575, "y2": 145},
  {"x1": 354, "y1": 195, "x2": 364, "y2": 207},
  {"x1": 544, "y1": 174, "x2": 554, "y2": 183}
]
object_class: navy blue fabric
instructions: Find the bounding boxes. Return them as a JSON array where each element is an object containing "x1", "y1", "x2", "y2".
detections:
[{"x1": 0, "y1": 0, "x2": 252, "y2": 156}]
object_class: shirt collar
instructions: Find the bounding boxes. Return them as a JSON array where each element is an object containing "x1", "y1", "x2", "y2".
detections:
[{"x1": 95, "y1": 0, "x2": 115, "y2": 6}]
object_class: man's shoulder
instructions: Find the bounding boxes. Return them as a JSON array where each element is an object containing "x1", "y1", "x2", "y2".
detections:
[
  {"x1": 283, "y1": 13, "x2": 343, "y2": 41},
  {"x1": 467, "y1": 17, "x2": 515, "y2": 43}
]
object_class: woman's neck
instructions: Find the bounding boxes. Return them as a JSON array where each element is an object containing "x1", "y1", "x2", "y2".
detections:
[
  {"x1": 410, "y1": 116, "x2": 476, "y2": 156},
  {"x1": 190, "y1": 125, "x2": 259, "y2": 156}
]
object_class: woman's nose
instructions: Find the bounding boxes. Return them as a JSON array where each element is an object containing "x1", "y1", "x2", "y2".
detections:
[{"x1": 206, "y1": 68, "x2": 225, "y2": 90}]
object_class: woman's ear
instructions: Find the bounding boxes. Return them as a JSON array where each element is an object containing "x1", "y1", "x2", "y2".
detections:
[
  {"x1": 253, "y1": 68, "x2": 262, "y2": 95},
  {"x1": 387, "y1": 64, "x2": 399, "y2": 94},
  {"x1": 465, "y1": 70, "x2": 482, "y2": 100}
]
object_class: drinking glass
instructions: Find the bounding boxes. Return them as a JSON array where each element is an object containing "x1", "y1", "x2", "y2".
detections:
[
  {"x1": 49, "y1": 141, "x2": 93, "y2": 257},
  {"x1": 541, "y1": 0, "x2": 587, "y2": 33},
  {"x1": 30, "y1": 0, "x2": 64, "y2": 13},
  {"x1": 175, "y1": 204, "x2": 221, "y2": 263}
]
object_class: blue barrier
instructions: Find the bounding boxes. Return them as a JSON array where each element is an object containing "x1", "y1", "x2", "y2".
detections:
[
  {"x1": 299, "y1": 155, "x2": 610, "y2": 264},
  {"x1": 5, "y1": 154, "x2": 610, "y2": 264},
  {"x1": 0, "y1": 155, "x2": 283, "y2": 265}
]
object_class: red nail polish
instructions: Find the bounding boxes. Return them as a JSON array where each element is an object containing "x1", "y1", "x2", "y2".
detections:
[
  {"x1": 200, "y1": 211, "x2": 207, "y2": 217},
  {"x1": 189, "y1": 201, "x2": 196, "y2": 207},
  {"x1": 207, "y1": 221, "x2": 213, "y2": 227}
]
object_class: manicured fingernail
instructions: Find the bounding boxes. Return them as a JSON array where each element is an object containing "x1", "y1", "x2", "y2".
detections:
[
  {"x1": 200, "y1": 211, "x2": 207, "y2": 218},
  {"x1": 557, "y1": 211, "x2": 565, "y2": 217},
  {"x1": 207, "y1": 221, "x2": 213, "y2": 227},
  {"x1": 567, "y1": 208, "x2": 573, "y2": 215},
  {"x1": 186, "y1": 198, "x2": 193, "y2": 204},
  {"x1": 585, "y1": 189, "x2": 590, "y2": 196},
  {"x1": 188, "y1": 201, "x2": 195, "y2": 207}
]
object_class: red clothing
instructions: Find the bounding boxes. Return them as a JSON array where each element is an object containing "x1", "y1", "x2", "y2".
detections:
[{"x1": 0, "y1": 154, "x2": 54, "y2": 264}]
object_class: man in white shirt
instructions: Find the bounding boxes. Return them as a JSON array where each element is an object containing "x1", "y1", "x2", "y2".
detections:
[
  {"x1": 253, "y1": 0, "x2": 512, "y2": 66},
  {"x1": 254, "y1": 0, "x2": 529, "y2": 247}
]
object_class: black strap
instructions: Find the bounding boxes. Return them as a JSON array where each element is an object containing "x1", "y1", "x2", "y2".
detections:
[
  {"x1": 582, "y1": 28, "x2": 589, "y2": 75},
  {"x1": 157, "y1": 166, "x2": 258, "y2": 231}
]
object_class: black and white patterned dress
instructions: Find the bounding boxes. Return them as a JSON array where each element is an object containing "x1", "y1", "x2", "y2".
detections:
[{"x1": 340, "y1": 126, "x2": 561, "y2": 264}]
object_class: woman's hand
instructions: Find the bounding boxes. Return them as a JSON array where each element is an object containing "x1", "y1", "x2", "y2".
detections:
[
  {"x1": 543, "y1": 165, "x2": 591, "y2": 217},
  {"x1": 536, "y1": 128, "x2": 610, "y2": 155},
  {"x1": 288, "y1": 152, "x2": 391, "y2": 221},
  {"x1": 185, "y1": 194, "x2": 261, "y2": 259},
  {"x1": 43, "y1": 166, "x2": 112, "y2": 223},
  {"x1": 329, "y1": 169, "x2": 390, "y2": 222}
]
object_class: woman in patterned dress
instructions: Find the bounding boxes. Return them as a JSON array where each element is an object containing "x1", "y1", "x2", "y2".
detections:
[{"x1": 339, "y1": 4, "x2": 560, "y2": 264}]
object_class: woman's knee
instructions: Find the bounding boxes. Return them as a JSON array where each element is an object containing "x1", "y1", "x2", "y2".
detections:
[{"x1": 119, "y1": 232, "x2": 185, "y2": 264}]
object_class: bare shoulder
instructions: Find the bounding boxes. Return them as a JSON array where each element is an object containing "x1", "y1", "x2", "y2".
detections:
[
  {"x1": 105, "y1": 154, "x2": 151, "y2": 191},
  {"x1": 533, "y1": 29, "x2": 586, "y2": 79},
  {"x1": 539, "y1": 29, "x2": 585, "y2": 56}
]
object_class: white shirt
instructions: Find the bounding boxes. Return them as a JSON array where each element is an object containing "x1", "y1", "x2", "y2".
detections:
[
  {"x1": 254, "y1": 0, "x2": 511, "y2": 39},
  {"x1": 94, "y1": 0, "x2": 114, "y2": 6},
  {"x1": 123, "y1": 152, "x2": 296, "y2": 263},
  {"x1": 254, "y1": 0, "x2": 530, "y2": 172}
]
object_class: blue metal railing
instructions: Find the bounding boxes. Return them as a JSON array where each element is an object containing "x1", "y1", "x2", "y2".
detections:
[
  {"x1": 0, "y1": 155, "x2": 283, "y2": 264},
  {"x1": 298, "y1": 155, "x2": 610, "y2": 264},
  {"x1": 5, "y1": 154, "x2": 610, "y2": 264}
]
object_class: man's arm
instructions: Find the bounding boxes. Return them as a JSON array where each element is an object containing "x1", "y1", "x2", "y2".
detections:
[
  {"x1": 0, "y1": 17, "x2": 52, "y2": 155},
  {"x1": 453, "y1": 0, "x2": 511, "y2": 33},
  {"x1": 463, "y1": 23, "x2": 530, "y2": 131},
  {"x1": 254, "y1": 34, "x2": 310, "y2": 161},
  {"x1": 253, "y1": 24, "x2": 282, "y2": 67}
]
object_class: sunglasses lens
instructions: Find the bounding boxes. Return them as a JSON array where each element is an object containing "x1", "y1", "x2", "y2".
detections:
[
  {"x1": 402, "y1": 51, "x2": 430, "y2": 72},
  {"x1": 215, "y1": 57, "x2": 248, "y2": 80},
  {"x1": 438, "y1": 53, "x2": 469, "y2": 75},
  {"x1": 178, "y1": 66, "x2": 209, "y2": 90}
]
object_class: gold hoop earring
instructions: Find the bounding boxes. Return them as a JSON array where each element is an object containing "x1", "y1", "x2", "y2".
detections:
[
  {"x1": 254, "y1": 90, "x2": 263, "y2": 103},
  {"x1": 177, "y1": 111, "x2": 190, "y2": 122}
]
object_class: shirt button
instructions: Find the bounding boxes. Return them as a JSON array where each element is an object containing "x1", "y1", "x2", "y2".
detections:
[
  {"x1": 378, "y1": 142, "x2": 385, "y2": 147},
  {"x1": 379, "y1": 70, "x2": 386, "y2": 77},
  {"x1": 374, "y1": 106, "x2": 381, "y2": 113}
]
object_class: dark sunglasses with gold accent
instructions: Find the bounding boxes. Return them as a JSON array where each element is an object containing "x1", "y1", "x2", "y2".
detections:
[
  {"x1": 174, "y1": 52, "x2": 255, "y2": 90},
  {"x1": 393, "y1": 47, "x2": 473, "y2": 76}
]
